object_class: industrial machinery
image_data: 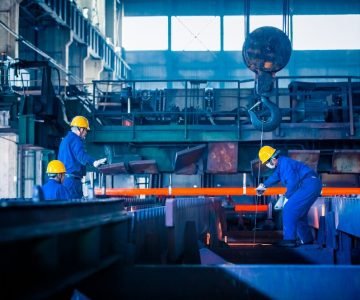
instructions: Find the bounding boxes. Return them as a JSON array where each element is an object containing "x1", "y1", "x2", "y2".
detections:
[
  {"x1": 1, "y1": 6, "x2": 360, "y2": 298},
  {"x1": 1, "y1": 56, "x2": 360, "y2": 194},
  {"x1": 243, "y1": 26, "x2": 291, "y2": 131}
]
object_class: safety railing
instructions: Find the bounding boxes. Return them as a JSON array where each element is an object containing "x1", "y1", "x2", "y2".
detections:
[{"x1": 87, "y1": 76, "x2": 360, "y2": 141}]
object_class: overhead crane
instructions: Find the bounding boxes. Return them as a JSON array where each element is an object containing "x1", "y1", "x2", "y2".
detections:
[{"x1": 0, "y1": 3, "x2": 360, "y2": 298}]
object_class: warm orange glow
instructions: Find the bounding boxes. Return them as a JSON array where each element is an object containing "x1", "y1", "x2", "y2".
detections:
[
  {"x1": 206, "y1": 233, "x2": 211, "y2": 246},
  {"x1": 94, "y1": 187, "x2": 360, "y2": 197},
  {"x1": 264, "y1": 61, "x2": 273, "y2": 69},
  {"x1": 122, "y1": 119, "x2": 133, "y2": 126},
  {"x1": 227, "y1": 242, "x2": 272, "y2": 247},
  {"x1": 320, "y1": 188, "x2": 360, "y2": 196},
  {"x1": 234, "y1": 204, "x2": 268, "y2": 212},
  {"x1": 217, "y1": 221, "x2": 223, "y2": 240}
]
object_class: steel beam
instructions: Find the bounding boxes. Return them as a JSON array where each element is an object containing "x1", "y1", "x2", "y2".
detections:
[
  {"x1": 88, "y1": 122, "x2": 360, "y2": 144},
  {"x1": 95, "y1": 187, "x2": 360, "y2": 197},
  {"x1": 0, "y1": 199, "x2": 131, "y2": 299},
  {"x1": 74, "y1": 264, "x2": 360, "y2": 299},
  {"x1": 31, "y1": 0, "x2": 130, "y2": 77}
]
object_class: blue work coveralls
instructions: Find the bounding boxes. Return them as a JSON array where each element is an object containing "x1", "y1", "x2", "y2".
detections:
[
  {"x1": 264, "y1": 156, "x2": 322, "y2": 243},
  {"x1": 42, "y1": 179, "x2": 71, "y2": 201},
  {"x1": 58, "y1": 131, "x2": 95, "y2": 199}
]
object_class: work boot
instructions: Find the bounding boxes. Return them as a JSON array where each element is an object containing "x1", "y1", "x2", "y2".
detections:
[{"x1": 275, "y1": 239, "x2": 298, "y2": 248}]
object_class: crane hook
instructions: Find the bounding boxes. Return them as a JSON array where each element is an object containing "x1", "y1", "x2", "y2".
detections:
[{"x1": 248, "y1": 96, "x2": 281, "y2": 132}]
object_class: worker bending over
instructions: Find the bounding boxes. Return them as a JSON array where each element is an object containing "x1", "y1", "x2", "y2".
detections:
[{"x1": 256, "y1": 145, "x2": 322, "y2": 247}]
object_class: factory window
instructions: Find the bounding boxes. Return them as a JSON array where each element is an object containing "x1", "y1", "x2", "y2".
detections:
[
  {"x1": 293, "y1": 15, "x2": 360, "y2": 50},
  {"x1": 224, "y1": 15, "x2": 282, "y2": 50},
  {"x1": 224, "y1": 16, "x2": 245, "y2": 50},
  {"x1": 171, "y1": 16, "x2": 220, "y2": 51},
  {"x1": 122, "y1": 17, "x2": 168, "y2": 50},
  {"x1": 249, "y1": 15, "x2": 283, "y2": 32},
  {"x1": 135, "y1": 176, "x2": 149, "y2": 199},
  {"x1": 135, "y1": 176, "x2": 149, "y2": 189}
]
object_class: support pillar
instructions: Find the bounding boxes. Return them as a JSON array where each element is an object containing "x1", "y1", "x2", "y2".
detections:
[
  {"x1": 0, "y1": 133, "x2": 17, "y2": 198},
  {"x1": 100, "y1": 68, "x2": 116, "y2": 81},
  {"x1": 84, "y1": 55, "x2": 103, "y2": 84},
  {"x1": 115, "y1": 0, "x2": 124, "y2": 49},
  {"x1": 68, "y1": 39, "x2": 87, "y2": 84},
  {"x1": 37, "y1": 25, "x2": 71, "y2": 84},
  {"x1": 0, "y1": 0, "x2": 19, "y2": 59},
  {"x1": 105, "y1": 0, "x2": 116, "y2": 45},
  {"x1": 77, "y1": 0, "x2": 105, "y2": 36}
]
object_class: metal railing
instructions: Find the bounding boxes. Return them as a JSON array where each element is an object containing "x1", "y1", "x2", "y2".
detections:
[{"x1": 89, "y1": 77, "x2": 360, "y2": 133}]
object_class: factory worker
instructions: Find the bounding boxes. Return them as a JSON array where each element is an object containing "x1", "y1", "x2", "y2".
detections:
[
  {"x1": 256, "y1": 145, "x2": 322, "y2": 247},
  {"x1": 42, "y1": 160, "x2": 71, "y2": 201},
  {"x1": 58, "y1": 115, "x2": 107, "y2": 199}
]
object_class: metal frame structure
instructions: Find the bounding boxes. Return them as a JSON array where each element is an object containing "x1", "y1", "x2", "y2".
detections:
[
  {"x1": 19, "y1": 0, "x2": 130, "y2": 80},
  {"x1": 87, "y1": 76, "x2": 360, "y2": 143}
]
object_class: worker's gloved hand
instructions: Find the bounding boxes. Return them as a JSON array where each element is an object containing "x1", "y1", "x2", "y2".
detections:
[
  {"x1": 274, "y1": 195, "x2": 288, "y2": 210},
  {"x1": 256, "y1": 183, "x2": 267, "y2": 196},
  {"x1": 93, "y1": 158, "x2": 107, "y2": 168}
]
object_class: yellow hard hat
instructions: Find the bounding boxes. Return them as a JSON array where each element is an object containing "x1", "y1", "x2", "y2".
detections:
[
  {"x1": 70, "y1": 116, "x2": 90, "y2": 130},
  {"x1": 47, "y1": 160, "x2": 66, "y2": 174},
  {"x1": 259, "y1": 145, "x2": 277, "y2": 164}
]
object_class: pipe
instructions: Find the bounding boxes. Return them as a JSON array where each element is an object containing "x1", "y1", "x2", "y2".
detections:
[
  {"x1": 95, "y1": 187, "x2": 360, "y2": 197},
  {"x1": 235, "y1": 204, "x2": 268, "y2": 212}
]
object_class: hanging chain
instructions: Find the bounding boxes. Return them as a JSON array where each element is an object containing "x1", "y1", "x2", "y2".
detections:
[{"x1": 252, "y1": 122, "x2": 265, "y2": 245}]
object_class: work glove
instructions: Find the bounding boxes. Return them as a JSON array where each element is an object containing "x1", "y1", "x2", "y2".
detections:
[
  {"x1": 256, "y1": 183, "x2": 267, "y2": 196},
  {"x1": 93, "y1": 158, "x2": 107, "y2": 168},
  {"x1": 274, "y1": 195, "x2": 288, "y2": 210}
]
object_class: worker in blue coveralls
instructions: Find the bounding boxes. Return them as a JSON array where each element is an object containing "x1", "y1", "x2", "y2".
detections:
[
  {"x1": 256, "y1": 145, "x2": 322, "y2": 247},
  {"x1": 58, "y1": 116, "x2": 107, "y2": 199},
  {"x1": 42, "y1": 160, "x2": 71, "y2": 201}
]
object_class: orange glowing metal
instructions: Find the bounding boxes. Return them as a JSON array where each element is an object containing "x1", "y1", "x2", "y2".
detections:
[
  {"x1": 227, "y1": 242, "x2": 272, "y2": 247},
  {"x1": 95, "y1": 187, "x2": 282, "y2": 196},
  {"x1": 234, "y1": 204, "x2": 268, "y2": 212},
  {"x1": 95, "y1": 187, "x2": 360, "y2": 197}
]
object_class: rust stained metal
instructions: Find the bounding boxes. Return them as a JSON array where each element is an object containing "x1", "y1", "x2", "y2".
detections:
[
  {"x1": 332, "y1": 150, "x2": 360, "y2": 173},
  {"x1": 175, "y1": 163, "x2": 198, "y2": 175},
  {"x1": 288, "y1": 150, "x2": 320, "y2": 172},
  {"x1": 98, "y1": 162, "x2": 127, "y2": 175},
  {"x1": 174, "y1": 144, "x2": 206, "y2": 172},
  {"x1": 207, "y1": 142, "x2": 238, "y2": 173},
  {"x1": 242, "y1": 26, "x2": 292, "y2": 74},
  {"x1": 322, "y1": 174, "x2": 359, "y2": 187},
  {"x1": 128, "y1": 160, "x2": 158, "y2": 174}
]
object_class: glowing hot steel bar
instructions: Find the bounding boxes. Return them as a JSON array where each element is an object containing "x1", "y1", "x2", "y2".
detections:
[{"x1": 95, "y1": 187, "x2": 360, "y2": 197}]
